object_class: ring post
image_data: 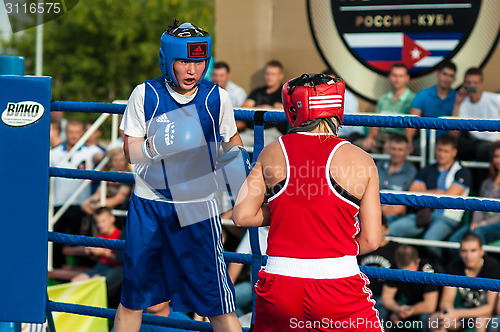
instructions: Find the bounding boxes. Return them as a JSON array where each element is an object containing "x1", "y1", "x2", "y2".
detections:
[
  {"x1": 0, "y1": 56, "x2": 24, "y2": 76},
  {"x1": 0, "y1": 71, "x2": 52, "y2": 324}
]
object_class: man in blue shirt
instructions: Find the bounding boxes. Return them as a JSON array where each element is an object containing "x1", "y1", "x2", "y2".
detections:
[
  {"x1": 377, "y1": 134, "x2": 417, "y2": 222},
  {"x1": 406, "y1": 62, "x2": 457, "y2": 154},
  {"x1": 388, "y1": 135, "x2": 471, "y2": 261}
]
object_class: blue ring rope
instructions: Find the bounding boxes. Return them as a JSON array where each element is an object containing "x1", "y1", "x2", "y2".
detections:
[
  {"x1": 49, "y1": 167, "x2": 135, "y2": 184},
  {"x1": 359, "y1": 266, "x2": 500, "y2": 292},
  {"x1": 47, "y1": 232, "x2": 256, "y2": 265},
  {"x1": 49, "y1": 231, "x2": 125, "y2": 250},
  {"x1": 46, "y1": 301, "x2": 251, "y2": 332},
  {"x1": 233, "y1": 110, "x2": 500, "y2": 132},
  {"x1": 48, "y1": 167, "x2": 500, "y2": 212},
  {"x1": 47, "y1": 232, "x2": 500, "y2": 291},
  {"x1": 380, "y1": 192, "x2": 500, "y2": 212},
  {"x1": 51, "y1": 101, "x2": 500, "y2": 132},
  {"x1": 51, "y1": 101, "x2": 126, "y2": 114}
]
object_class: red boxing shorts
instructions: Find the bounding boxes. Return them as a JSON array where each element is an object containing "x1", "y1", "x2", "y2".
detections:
[{"x1": 254, "y1": 256, "x2": 383, "y2": 332}]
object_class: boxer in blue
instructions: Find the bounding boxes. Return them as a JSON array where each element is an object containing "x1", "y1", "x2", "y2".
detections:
[{"x1": 113, "y1": 21, "x2": 243, "y2": 332}]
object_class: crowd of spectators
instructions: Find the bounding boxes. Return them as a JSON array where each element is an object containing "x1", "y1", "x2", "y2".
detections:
[{"x1": 48, "y1": 58, "x2": 500, "y2": 329}]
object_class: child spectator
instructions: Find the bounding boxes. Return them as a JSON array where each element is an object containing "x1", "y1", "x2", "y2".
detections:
[{"x1": 72, "y1": 207, "x2": 123, "y2": 299}]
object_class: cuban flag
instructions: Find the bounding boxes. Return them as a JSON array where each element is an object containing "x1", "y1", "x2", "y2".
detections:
[{"x1": 343, "y1": 32, "x2": 462, "y2": 73}]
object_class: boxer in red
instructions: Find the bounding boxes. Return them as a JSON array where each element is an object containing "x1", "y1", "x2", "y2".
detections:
[{"x1": 233, "y1": 73, "x2": 384, "y2": 331}]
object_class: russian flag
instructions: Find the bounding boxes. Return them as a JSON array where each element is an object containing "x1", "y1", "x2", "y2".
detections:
[{"x1": 343, "y1": 32, "x2": 462, "y2": 73}]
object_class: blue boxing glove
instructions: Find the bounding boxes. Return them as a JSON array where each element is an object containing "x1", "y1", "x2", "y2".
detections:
[
  {"x1": 142, "y1": 116, "x2": 203, "y2": 160},
  {"x1": 216, "y1": 145, "x2": 252, "y2": 201}
]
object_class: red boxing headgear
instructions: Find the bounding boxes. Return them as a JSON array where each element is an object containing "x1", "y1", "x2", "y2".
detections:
[{"x1": 282, "y1": 73, "x2": 345, "y2": 128}]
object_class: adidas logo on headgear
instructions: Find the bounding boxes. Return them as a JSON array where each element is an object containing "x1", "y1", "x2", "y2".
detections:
[{"x1": 188, "y1": 42, "x2": 208, "y2": 58}]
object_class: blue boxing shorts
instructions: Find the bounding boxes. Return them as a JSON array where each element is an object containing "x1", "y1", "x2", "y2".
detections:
[{"x1": 120, "y1": 193, "x2": 236, "y2": 317}]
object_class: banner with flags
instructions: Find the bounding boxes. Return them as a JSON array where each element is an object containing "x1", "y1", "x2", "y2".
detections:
[{"x1": 343, "y1": 32, "x2": 462, "y2": 73}]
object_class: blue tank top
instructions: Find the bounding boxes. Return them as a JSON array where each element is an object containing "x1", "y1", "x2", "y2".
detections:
[{"x1": 137, "y1": 77, "x2": 221, "y2": 200}]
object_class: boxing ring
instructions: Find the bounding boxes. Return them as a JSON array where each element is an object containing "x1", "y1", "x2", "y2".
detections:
[{"x1": 2, "y1": 76, "x2": 500, "y2": 331}]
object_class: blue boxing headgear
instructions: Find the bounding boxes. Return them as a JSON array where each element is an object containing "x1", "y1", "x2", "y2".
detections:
[{"x1": 159, "y1": 21, "x2": 212, "y2": 87}]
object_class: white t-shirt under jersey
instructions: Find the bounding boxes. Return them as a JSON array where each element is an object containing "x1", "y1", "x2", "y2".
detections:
[
  {"x1": 120, "y1": 81, "x2": 238, "y2": 202},
  {"x1": 458, "y1": 91, "x2": 500, "y2": 142}
]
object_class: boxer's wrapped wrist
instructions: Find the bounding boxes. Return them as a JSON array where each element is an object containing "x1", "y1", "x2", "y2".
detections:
[{"x1": 142, "y1": 136, "x2": 161, "y2": 160}]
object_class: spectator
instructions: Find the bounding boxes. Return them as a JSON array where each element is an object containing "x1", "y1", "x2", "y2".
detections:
[
  {"x1": 388, "y1": 135, "x2": 471, "y2": 261},
  {"x1": 363, "y1": 63, "x2": 416, "y2": 153},
  {"x1": 51, "y1": 111, "x2": 67, "y2": 142},
  {"x1": 107, "y1": 128, "x2": 126, "y2": 151},
  {"x1": 240, "y1": 60, "x2": 286, "y2": 146},
  {"x1": 81, "y1": 148, "x2": 132, "y2": 217},
  {"x1": 322, "y1": 68, "x2": 364, "y2": 143},
  {"x1": 406, "y1": 61, "x2": 457, "y2": 153},
  {"x1": 377, "y1": 134, "x2": 417, "y2": 222},
  {"x1": 85, "y1": 120, "x2": 106, "y2": 152},
  {"x1": 50, "y1": 119, "x2": 104, "y2": 268},
  {"x1": 72, "y1": 207, "x2": 123, "y2": 299},
  {"x1": 212, "y1": 62, "x2": 248, "y2": 206},
  {"x1": 242, "y1": 60, "x2": 284, "y2": 110},
  {"x1": 382, "y1": 245, "x2": 439, "y2": 332},
  {"x1": 138, "y1": 303, "x2": 193, "y2": 332},
  {"x1": 428, "y1": 233, "x2": 500, "y2": 332},
  {"x1": 50, "y1": 118, "x2": 62, "y2": 148},
  {"x1": 212, "y1": 61, "x2": 247, "y2": 108},
  {"x1": 358, "y1": 215, "x2": 400, "y2": 321},
  {"x1": 448, "y1": 143, "x2": 500, "y2": 246},
  {"x1": 84, "y1": 120, "x2": 106, "y2": 194},
  {"x1": 452, "y1": 67, "x2": 500, "y2": 162}
]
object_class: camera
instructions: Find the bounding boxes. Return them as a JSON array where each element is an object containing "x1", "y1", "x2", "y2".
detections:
[{"x1": 464, "y1": 86, "x2": 477, "y2": 93}]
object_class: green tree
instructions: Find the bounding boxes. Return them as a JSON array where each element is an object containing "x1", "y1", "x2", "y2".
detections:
[{"x1": 3, "y1": 0, "x2": 214, "y2": 102}]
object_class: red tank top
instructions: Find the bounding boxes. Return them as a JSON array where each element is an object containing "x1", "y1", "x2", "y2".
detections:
[
  {"x1": 99, "y1": 228, "x2": 121, "y2": 266},
  {"x1": 266, "y1": 133, "x2": 360, "y2": 258}
]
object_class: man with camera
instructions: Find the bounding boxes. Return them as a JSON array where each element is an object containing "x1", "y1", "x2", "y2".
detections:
[{"x1": 452, "y1": 67, "x2": 500, "y2": 162}]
